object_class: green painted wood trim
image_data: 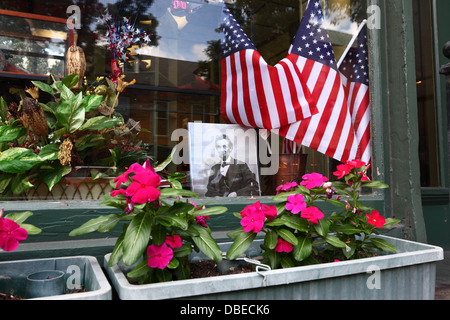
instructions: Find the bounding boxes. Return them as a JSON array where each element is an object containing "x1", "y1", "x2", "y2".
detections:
[{"x1": 370, "y1": 0, "x2": 426, "y2": 242}]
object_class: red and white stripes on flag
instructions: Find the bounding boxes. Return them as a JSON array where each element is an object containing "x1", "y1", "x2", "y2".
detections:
[
  {"x1": 276, "y1": 1, "x2": 358, "y2": 162},
  {"x1": 220, "y1": 7, "x2": 318, "y2": 131},
  {"x1": 338, "y1": 24, "x2": 372, "y2": 164}
]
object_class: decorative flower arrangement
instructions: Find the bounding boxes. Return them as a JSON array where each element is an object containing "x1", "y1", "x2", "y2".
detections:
[
  {"x1": 70, "y1": 156, "x2": 228, "y2": 284},
  {"x1": 0, "y1": 209, "x2": 41, "y2": 252},
  {"x1": 0, "y1": 73, "x2": 150, "y2": 199},
  {"x1": 226, "y1": 160, "x2": 400, "y2": 269},
  {"x1": 94, "y1": 9, "x2": 152, "y2": 82}
]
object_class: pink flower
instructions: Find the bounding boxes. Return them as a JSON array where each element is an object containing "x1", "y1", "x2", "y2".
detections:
[
  {"x1": 147, "y1": 243, "x2": 174, "y2": 269},
  {"x1": 346, "y1": 160, "x2": 366, "y2": 169},
  {"x1": 113, "y1": 159, "x2": 154, "y2": 188},
  {"x1": 301, "y1": 173, "x2": 329, "y2": 189},
  {"x1": 285, "y1": 194, "x2": 306, "y2": 214},
  {"x1": 366, "y1": 211, "x2": 386, "y2": 228},
  {"x1": 300, "y1": 207, "x2": 324, "y2": 224},
  {"x1": 165, "y1": 235, "x2": 183, "y2": 249},
  {"x1": 333, "y1": 164, "x2": 353, "y2": 179},
  {"x1": 0, "y1": 218, "x2": 28, "y2": 252},
  {"x1": 262, "y1": 204, "x2": 277, "y2": 221},
  {"x1": 125, "y1": 171, "x2": 161, "y2": 204},
  {"x1": 110, "y1": 189, "x2": 126, "y2": 197},
  {"x1": 240, "y1": 206, "x2": 265, "y2": 233},
  {"x1": 276, "y1": 182, "x2": 298, "y2": 194},
  {"x1": 240, "y1": 201, "x2": 262, "y2": 217},
  {"x1": 275, "y1": 238, "x2": 293, "y2": 253},
  {"x1": 195, "y1": 216, "x2": 210, "y2": 228}
]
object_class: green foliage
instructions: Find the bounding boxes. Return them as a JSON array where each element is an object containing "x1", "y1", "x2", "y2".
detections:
[
  {"x1": 226, "y1": 161, "x2": 401, "y2": 270},
  {"x1": 0, "y1": 74, "x2": 152, "y2": 198},
  {"x1": 69, "y1": 156, "x2": 226, "y2": 284}
]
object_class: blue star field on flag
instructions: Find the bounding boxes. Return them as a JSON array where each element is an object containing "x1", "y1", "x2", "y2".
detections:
[
  {"x1": 339, "y1": 26, "x2": 369, "y2": 85},
  {"x1": 221, "y1": 7, "x2": 256, "y2": 58},
  {"x1": 290, "y1": 0, "x2": 338, "y2": 71}
]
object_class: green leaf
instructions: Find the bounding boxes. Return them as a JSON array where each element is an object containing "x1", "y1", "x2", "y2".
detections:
[
  {"x1": 369, "y1": 237, "x2": 397, "y2": 253},
  {"x1": 279, "y1": 214, "x2": 309, "y2": 232},
  {"x1": 277, "y1": 229, "x2": 298, "y2": 246},
  {"x1": 293, "y1": 236, "x2": 312, "y2": 262},
  {"x1": 83, "y1": 95, "x2": 104, "y2": 112},
  {"x1": 79, "y1": 116, "x2": 121, "y2": 131},
  {"x1": 362, "y1": 181, "x2": 389, "y2": 189},
  {"x1": 75, "y1": 134, "x2": 105, "y2": 151},
  {"x1": 108, "y1": 229, "x2": 126, "y2": 267},
  {"x1": 325, "y1": 235, "x2": 347, "y2": 248},
  {"x1": 69, "y1": 215, "x2": 117, "y2": 236},
  {"x1": 20, "y1": 223, "x2": 42, "y2": 235},
  {"x1": 0, "y1": 97, "x2": 9, "y2": 123},
  {"x1": 159, "y1": 188, "x2": 198, "y2": 199},
  {"x1": 280, "y1": 256, "x2": 295, "y2": 269},
  {"x1": 264, "y1": 230, "x2": 278, "y2": 250},
  {"x1": 167, "y1": 258, "x2": 180, "y2": 269},
  {"x1": 151, "y1": 223, "x2": 166, "y2": 245},
  {"x1": 226, "y1": 230, "x2": 256, "y2": 260},
  {"x1": 38, "y1": 144, "x2": 60, "y2": 161},
  {"x1": 11, "y1": 173, "x2": 34, "y2": 194},
  {"x1": 122, "y1": 211, "x2": 152, "y2": 266},
  {"x1": 55, "y1": 92, "x2": 85, "y2": 133},
  {"x1": 173, "y1": 243, "x2": 192, "y2": 258},
  {"x1": 382, "y1": 218, "x2": 401, "y2": 229},
  {"x1": 193, "y1": 206, "x2": 227, "y2": 217},
  {"x1": 314, "y1": 219, "x2": 330, "y2": 237},
  {"x1": 4, "y1": 211, "x2": 34, "y2": 224},
  {"x1": 32, "y1": 80, "x2": 53, "y2": 96},
  {"x1": 98, "y1": 214, "x2": 123, "y2": 233},
  {"x1": 127, "y1": 260, "x2": 151, "y2": 279},
  {"x1": 0, "y1": 174, "x2": 12, "y2": 193},
  {"x1": 191, "y1": 228, "x2": 222, "y2": 263},
  {"x1": 0, "y1": 126, "x2": 25, "y2": 143},
  {"x1": 40, "y1": 165, "x2": 72, "y2": 191},
  {"x1": 0, "y1": 148, "x2": 42, "y2": 173},
  {"x1": 325, "y1": 198, "x2": 347, "y2": 208},
  {"x1": 154, "y1": 146, "x2": 176, "y2": 172},
  {"x1": 333, "y1": 224, "x2": 364, "y2": 235},
  {"x1": 61, "y1": 74, "x2": 79, "y2": 90}
]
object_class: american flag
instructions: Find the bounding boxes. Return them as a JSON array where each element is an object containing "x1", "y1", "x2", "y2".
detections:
[
  {"x1": 220, "y1": 6, "x2": 318, "y2": 131},
  {"x1": 277, "y1": 0, "x2": 358, "y2": 162},
  {"x1": 339, "y1": 24, "x2": 371, "y2": 164}
]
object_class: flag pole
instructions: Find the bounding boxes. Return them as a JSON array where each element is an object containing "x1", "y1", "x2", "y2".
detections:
[{"x1": 337, "y1": 19, "x2": 367, "y2": 69}]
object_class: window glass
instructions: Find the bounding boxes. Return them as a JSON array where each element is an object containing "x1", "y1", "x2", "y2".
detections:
[{"x1": 0, "y1": 0, "x2": 369, "y2": 200}]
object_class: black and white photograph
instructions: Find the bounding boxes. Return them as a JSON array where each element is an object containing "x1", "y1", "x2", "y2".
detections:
[{"x1": 188, "y1": 122, "x2": 260, "y2": 198}]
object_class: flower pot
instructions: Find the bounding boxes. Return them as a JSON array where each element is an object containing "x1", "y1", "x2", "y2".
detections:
[
  {"x1": 0, "y1": 256, "x2": 111, "y2": 300},
  {"x1": 104, "y1": 235, "x2": 443, "y2": 300},
  {"x1": 26, "y1": 270, "x2": 65, "y2": 298}
]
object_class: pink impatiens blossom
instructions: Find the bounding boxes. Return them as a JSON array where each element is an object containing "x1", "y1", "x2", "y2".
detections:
[
  {"x1": 240, "y1": 206, "x2": 265, "y2": 233},
  {"x1": 0, "y1": 218, "x2": 28, "y2": 252},
  {"x1": 346, "y1": 160, "x2": 366, "y2": 169},
  {"x1": 333, "y1": 164, "x2": 353, "y2": 179},
  {"x1": 275, "y1": 238, "x2": 293, "y2": 253},
  {"x1": 165, "y1": 235, "x2": 183, "y2": 249},
  {"x1": 276, "y1": 181, "x2": 298, "y2": 194},
  {"x1": 240, "y1": 201, "x2": 262, "y2": 217},
  {"x1": 285, "y1": 194, "x2": 306, "y2": 214},
  {"x1": 195, "y1": 215, "x2": 210, "y2": 228},
  {"x1": 262, "y1": 204, "x2": 277, "y2": 221},
  {"x1": 113, "y1": 159, "x2": 156, "y2": 188},
  {"x1": 366, "y1": 211, "x2": 386, "y2": 228},
  {"x1": 147, "y1": 243, "x2": 174, "y2": 269},
  {"x1": 301, "y1": 173, "x2": 329, "y2": 189},
  {"x1": 300, "y1": 206, "x2": 324, "y2": 224},
  {"x1": 125, "y1": 171, "x2": 161, "y2": 204}
]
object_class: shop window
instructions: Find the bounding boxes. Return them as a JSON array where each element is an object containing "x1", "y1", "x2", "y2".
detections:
[
  {"x1": 412, "y1": 0, "x2": 441, "y2": 187},
  {"x1": 0, "y1": 0, "x2": 370, "y2": 200}
]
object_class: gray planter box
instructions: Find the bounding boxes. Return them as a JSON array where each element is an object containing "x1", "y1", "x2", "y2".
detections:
[
  {"x1": 0, "y1": 256, "x2": 111, "y2": 300},
  {"x1": 104, "y1": 235, "x2": 443, "y2": 300}
]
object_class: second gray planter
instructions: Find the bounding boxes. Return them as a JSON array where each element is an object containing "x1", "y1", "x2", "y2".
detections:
[{"x1": 104, "y1": 235, "x2": 443, "y2": 300}]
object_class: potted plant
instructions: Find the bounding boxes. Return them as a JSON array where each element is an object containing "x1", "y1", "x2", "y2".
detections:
[
  {"x1": 0, "y1": 73, "x2": 151, "y2": 200},
  {"x1": 0, "y1": 208, "x2": 111, "y2": 300},
  {"x1": 97, "y1": 160, "x2": 443, "y2": 300},
  {"x1": 70, "y1": 157, "x2": 228, "y2": 285}
]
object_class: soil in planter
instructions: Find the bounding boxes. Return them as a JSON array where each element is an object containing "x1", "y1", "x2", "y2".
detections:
[{"x1": 190, "y1": 260, "x2": 255, "y2": 279}]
